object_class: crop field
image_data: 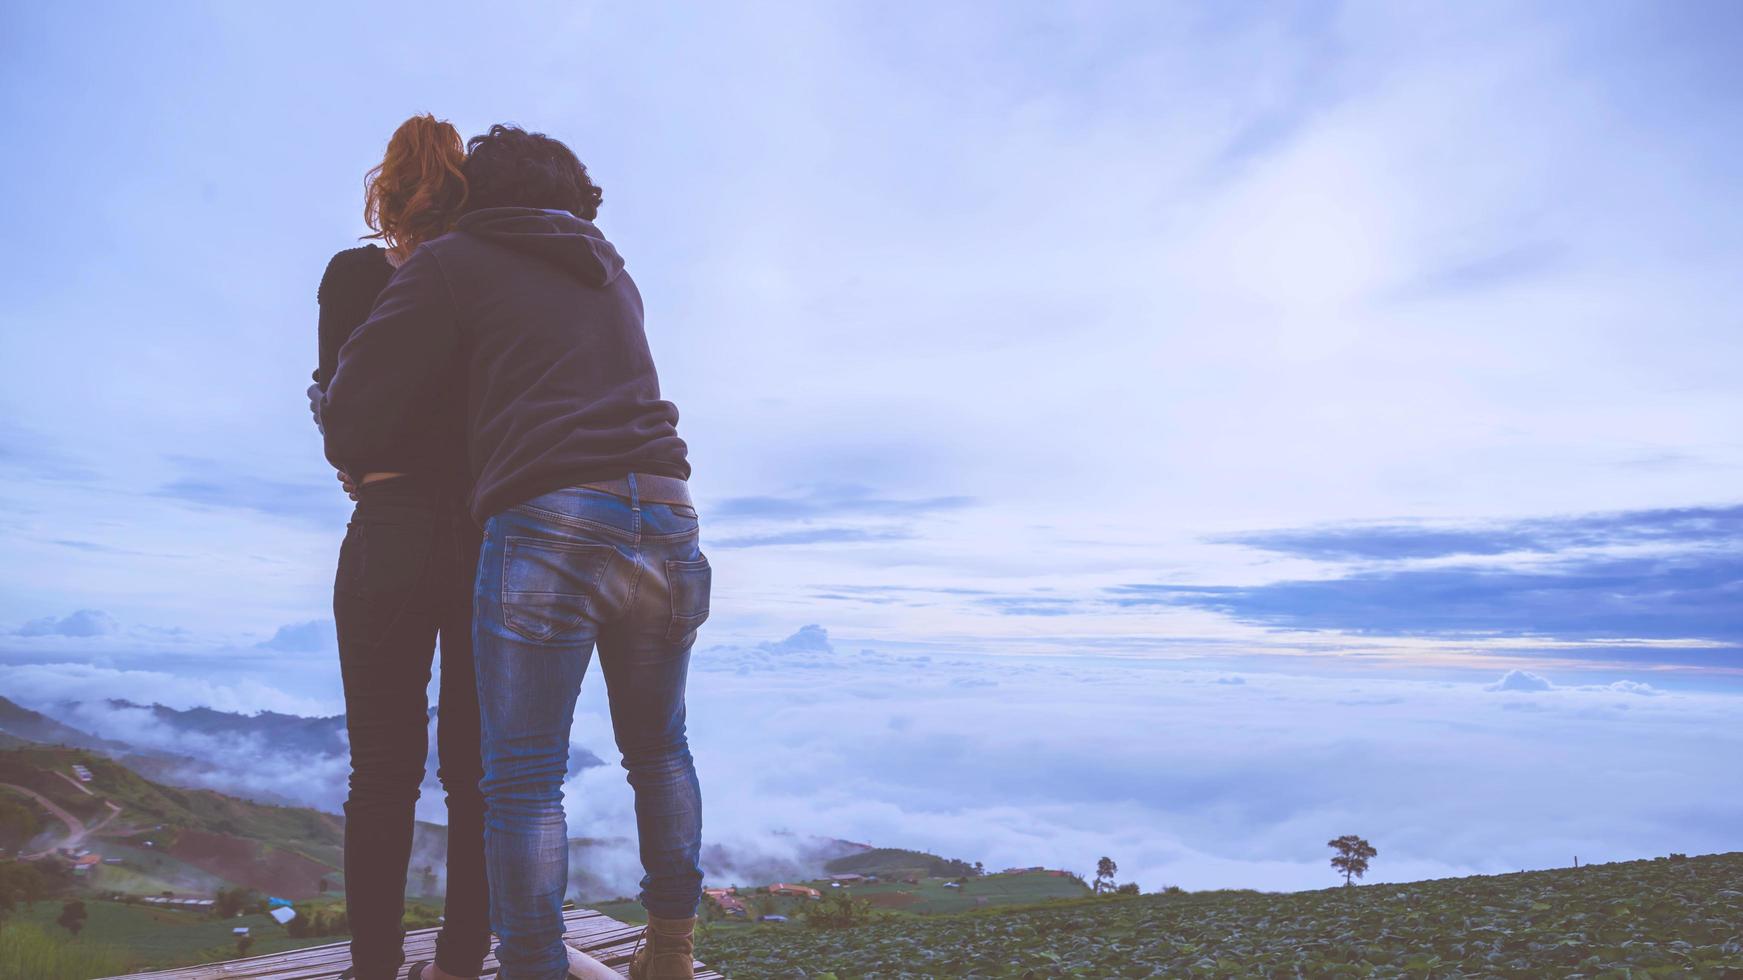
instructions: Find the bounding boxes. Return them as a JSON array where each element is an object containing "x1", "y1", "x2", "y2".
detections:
[
  {"x1": 846, "y1": 872, "x2": 1089, "y2": 915},
  {"x1": 86, "y1": 840, "x2": 231, "y2": 896},
  {"x1": 699, "y1": 852, "x2": 1743, "y2": 978},
  {"x1": 8, "y1": 899, "x2": 335, "y2": 971}
]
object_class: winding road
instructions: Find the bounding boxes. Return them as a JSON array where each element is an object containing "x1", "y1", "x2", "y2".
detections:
[{"x1": 1, "y1": 781, "x2": 122, "y2": 859}]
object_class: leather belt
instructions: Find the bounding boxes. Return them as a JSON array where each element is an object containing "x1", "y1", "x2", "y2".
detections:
[{"x1": 577, "y1": 473, "x2": 693, "y2": 508}]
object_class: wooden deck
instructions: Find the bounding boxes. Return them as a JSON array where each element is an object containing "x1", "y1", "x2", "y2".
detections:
[{"x1": 100, "y1": 908, "x2": 724, "y2": 979}]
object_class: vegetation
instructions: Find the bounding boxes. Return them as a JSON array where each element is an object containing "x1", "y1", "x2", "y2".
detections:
[
  {"x1": 700, "y1": 851, "x2": 1743, "y2": 978},
  {"x1": 0, "y1": 861, "x2": 56, "y2": 922},
  {"x1": 8, "y1": 898, "x2": 337, "y2": 971},
  {"x1": 54, "y1": 899, "x2": 87, "y2": 937},
  {"x1": 0, "y1": 747, "x2": 343, "y2": 863},
  {"x1": 1093, "y1": 856, "x2": 1117, "y2": 895},
  {"x1": 284, "y1": 897, "x2": 443, "y2": 939},
  {"x1": 801, "y1": 891, "x2": 881, "y2": 929},
  {"x1": 213, "y1": 886, "x2": 263, "y2": 919},
  {"x1": 0, "y1": 921, "x2": 130, "y2": 980},
  {"x1": 1330, "y1": 834, "x2": 1379, "y2": 887},
  {"x1": 824, "y1": 847, "x2": 980, "y2": 880},
  {"x1": 0, "y1": 794, "x2": 42, "y2": 850}
]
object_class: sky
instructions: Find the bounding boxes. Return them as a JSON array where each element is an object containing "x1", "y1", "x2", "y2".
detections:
[{"x1": 1, "y1": 1, "x2": 1740, "y2": 892}]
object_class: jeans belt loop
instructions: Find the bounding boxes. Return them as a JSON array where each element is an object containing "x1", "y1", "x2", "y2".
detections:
[{"x1": 627, "y1": 472, "x2": 641, "y2": 511}]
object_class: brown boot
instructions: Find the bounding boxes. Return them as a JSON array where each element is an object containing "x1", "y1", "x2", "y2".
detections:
[{"x1": 628, "y1": 914, "x2": 696, "y2": 980}]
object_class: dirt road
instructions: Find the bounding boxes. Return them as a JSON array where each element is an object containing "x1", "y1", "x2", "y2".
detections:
[{"x1": 0, "y1": 781, "x2": 120, "y2": 859}]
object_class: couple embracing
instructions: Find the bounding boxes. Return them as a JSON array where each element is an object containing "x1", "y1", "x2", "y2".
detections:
[{"x1": 312, "y1": 116, "x2": 708, "y2": 980}]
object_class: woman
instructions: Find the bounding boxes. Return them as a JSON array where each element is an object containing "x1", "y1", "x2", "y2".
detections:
[{"x1": 311, "y1": 113, "x2": 485, "y2": 980}]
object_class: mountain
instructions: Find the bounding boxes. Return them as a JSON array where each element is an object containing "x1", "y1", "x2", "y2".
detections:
[
  {"x1": 824, "y1": 846, "x2": 980, "y2": 879},
  {"x1": 3, "y1": 743, "x2": 883, "y2": 906},
  {"x1": 0, "y1": 742, "x2": 345, "y2": 898},
  {"x1": 98, "y1": 699, "x2": 348, "y2": 756},
  {"x1": 0, "y1": 695, "x2": 135, "y2": 755},
  {"x1": 10, "y1": 697, "x2": 608, "y2": 813}
]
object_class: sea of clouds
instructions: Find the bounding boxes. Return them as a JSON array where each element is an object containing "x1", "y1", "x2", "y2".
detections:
[{"x1": 10, "y1": 625, "x2": 1738, "y2": 897}]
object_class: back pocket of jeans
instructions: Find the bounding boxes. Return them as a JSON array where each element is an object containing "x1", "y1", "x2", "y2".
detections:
[
  {"x1": 502, "y1": 537, "x2": 615, "y2": 642},
  {"x1": 664, "y1": 556, "x2": 712, "y2": 644}
]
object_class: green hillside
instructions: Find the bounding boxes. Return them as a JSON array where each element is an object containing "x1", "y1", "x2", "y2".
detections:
[
  {"x1": 0, "y1": 745, "x2": 342, "y2": 865},
  {"x1": 824, "y1": 847, "x2": 979, "y2": 879},
  {"x1": 6, "y1": 900, "x2": 335, "y2": 972},
  {"x1": 700, "y1": 851, "x2": 1743, "y2": 978}
]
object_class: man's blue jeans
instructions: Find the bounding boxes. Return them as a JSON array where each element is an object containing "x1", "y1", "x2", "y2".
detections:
[{"x1": 474, "y1": 480, "x2": 708, "y2": 980}]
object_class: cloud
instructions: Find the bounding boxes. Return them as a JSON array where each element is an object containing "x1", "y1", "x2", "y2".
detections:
[
  {"x1": 712, "y1": 485, "x2": 976, "y2": 521},
  {"x1": 1218, "y1": 505, "x2": 1743, "y2": 561},
  {"x1": 1113, "y1": 552, "x2": 1743, "y2": 648},
  {"x1": 45, "y1": 539, "x2": 157, "y2": 557},
  {"x1": 759, "y1": 625, "x2": 834, "y2": 655},
  {"x1": 1486, "y1": 669, "x2": 1553, "y2": 692},
  {"x1": 4, "y1": 4, "x2": 1741, "y2": 679},
  {"x1": 1400, "y1": 241, "x2": 1565, "y2": 298},
  {"x1": 706, "y1": 484, "x2": 974, "y2": 550},
  {"x1": 256, "y1": 620, "x2": 335, "y2": 652},
  {"x1": 0, "y1": 662, "x2": 330, "y2": 716},
  {"x1": 15, "y1": 609, "x2": 118, "y2": 638},
  {"x1": 0, "y1": 421, "x2": 99, "y2": 484},
  {"x1": 977, "y1": 595, "x2": 1082, "y2": 617},
  {"x1": 712, "y1": 527, "x2": 912, "y2": 549},
  {"x1": 662, "y1": 629, "x2": 1743, "y2": 895},
  {"x1": 151, "y1": 456, "x2": 348, "y2": 528}
]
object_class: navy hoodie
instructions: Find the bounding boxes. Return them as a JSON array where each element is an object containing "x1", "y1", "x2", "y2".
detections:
[{"x1": 321, "y1": 207, "x2": 690, "y2": 522}]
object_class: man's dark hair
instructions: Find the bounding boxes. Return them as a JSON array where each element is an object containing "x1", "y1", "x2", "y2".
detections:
[{"x1": 463, "y1": 124, "x2": 604, "y2": 219}]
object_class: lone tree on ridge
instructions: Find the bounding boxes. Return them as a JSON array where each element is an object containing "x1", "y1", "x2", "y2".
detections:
[
  {"x1": 1328, "y1": 835, "x2": 1377, "y2": 886},
  {"x1": 1094, "y1": 856, "x2": 1118, "y2": 894}
]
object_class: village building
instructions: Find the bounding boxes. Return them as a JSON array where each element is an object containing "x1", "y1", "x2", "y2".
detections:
[{"x1": 767, "y1": 882, "x2": 821, "y2": 899}]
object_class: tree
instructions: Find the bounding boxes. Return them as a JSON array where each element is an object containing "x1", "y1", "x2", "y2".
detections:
[
  {"x1": 801, "y1": 891, "x2": 876, "y2": 929},
  {"x1": 1094, "y1": 857, "x2": 1118, "y2": 894},
  {"x1": 1328, "y1": 835, "x2": 1377, "y2": 886},
  {"x1": 0, "y1": 861, "x2": 50, "y2": 923},
  {"x1": 1115, "y1": 882, "x2": 1140, "y2": 895},
  {"x1": 57, "y1": 899, "x2": 88, "y2": 937},
  {"x1": 0, "y1": 798, "x2": 42, "y2": 850},
  {"x1": 214, "y1": 887, "x2": 261, "y2": 918},
  {"x1": 972, "y1": 861, "x2": 985, "y2": 877}
]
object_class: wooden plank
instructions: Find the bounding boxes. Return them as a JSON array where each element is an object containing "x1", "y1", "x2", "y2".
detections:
[{"x1": 100, "y1": 908, "x2": 724, "y2": 980}]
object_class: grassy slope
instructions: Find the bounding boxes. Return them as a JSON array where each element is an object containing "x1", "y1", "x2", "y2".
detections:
[
  {"x1": 8, "y1": 900, "x2": 338, "y2": 972},
  {"x1": 700, "y1": 852, "x2": 1743, "y2": 978},
  {"x1": 849, "y1": 871, "x2": 1089, "y2": 915},
  {"x1": 0, "y1": 746, "x2": 343, "y2": 866},
  {"x1": 824, "y1": 848, "x2": 976, "y2": 879}
]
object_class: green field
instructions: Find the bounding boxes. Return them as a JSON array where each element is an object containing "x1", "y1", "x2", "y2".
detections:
[
  {"x1": 699, "y1": 871, "x2": 1089, "y2": 927},
  {"x1": 845, "y1": 871, "x2": 1088, "y2": 915},
  {"x1": 84, "y1": 841, "x2": 231, "y2": 896},
  {"x1": 699, "y1": 852, "x2": 1743, "y2": 978},
  {"x1": 6, "y1": 900, "x2": 338, "y2": 974}
]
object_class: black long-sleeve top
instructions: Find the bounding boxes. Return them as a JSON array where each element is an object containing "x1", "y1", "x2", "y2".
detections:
[{"x1": 314, "y1": 245, "x2": 394, "y2": 389}]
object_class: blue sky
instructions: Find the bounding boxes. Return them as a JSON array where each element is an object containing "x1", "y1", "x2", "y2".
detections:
[{"x1": 1, "y1": 2, "x2": 1740, "y2": 889}]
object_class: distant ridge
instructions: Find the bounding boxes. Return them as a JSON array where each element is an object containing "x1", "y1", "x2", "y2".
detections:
[{"x1": 0, "y1": 694, "x2": 133, "y2": 754}]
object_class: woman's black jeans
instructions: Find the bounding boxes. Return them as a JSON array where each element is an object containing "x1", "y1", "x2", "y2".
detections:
[{"x1": 334, "y1": 475, "x2": 489, "y2": 979}]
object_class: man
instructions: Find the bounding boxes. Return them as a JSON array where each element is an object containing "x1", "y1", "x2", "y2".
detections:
[{"x1": 323, "y1": 124, "x2": 707, "y2": 980}]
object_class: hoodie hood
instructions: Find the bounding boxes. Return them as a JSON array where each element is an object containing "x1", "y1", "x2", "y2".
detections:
[{"x1": 455, "y1": 207, "x2": 626, "y2": 286}]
